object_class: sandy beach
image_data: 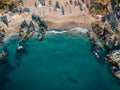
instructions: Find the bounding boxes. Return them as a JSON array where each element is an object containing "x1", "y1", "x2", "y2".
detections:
[{"x1": 1, "y1": 0, "x2": 95, "y2": 36}]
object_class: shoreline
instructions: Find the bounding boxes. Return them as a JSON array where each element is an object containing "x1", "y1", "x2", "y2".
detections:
[
  {"x1": 0, "y1": 0, "x2": 94, "y2": 37},
  {"x1": 1, "y1": 27, "x2": 89, "y2": 45},
  {"x1": 5, "y1": 26, "x2": 89, "y2": 37},
  {"x1": 4, "y1": 12, "x2": 94, "y2": 36}
]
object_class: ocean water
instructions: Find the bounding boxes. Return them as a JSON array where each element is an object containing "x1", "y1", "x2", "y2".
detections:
[{"x1": 0, "y1": 29, "x2": 120, "y2": 90}]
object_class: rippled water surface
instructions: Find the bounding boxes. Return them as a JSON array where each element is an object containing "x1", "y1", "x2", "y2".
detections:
[{"x1": 0, "y1": 30, "x2": 120, "y2": 90}]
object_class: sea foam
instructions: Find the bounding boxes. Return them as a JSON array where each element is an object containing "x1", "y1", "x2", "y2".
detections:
[
  {"x1": 69, "y1": 27, "x2": 88, "y2": 33},
  {"x1": 45, "y1": 27, "x2": 88, "y2": 35},
  {"x1": 46, "y1": 30, "x2": 67, "y2": 34}
]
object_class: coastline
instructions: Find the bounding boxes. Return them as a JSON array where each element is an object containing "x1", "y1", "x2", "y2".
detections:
[
  {"x1": 5, "y1": 26, "x2": 89, "y2": 39},
  {"x1": 0, "y1": 0, "x2": 105, "y2": 64},
  {"x1": 0, "y1": 0, "x2": 95, "y2": 37},
  {"x1": 1, "y1": 0, "x2": 120, "y2": 89},
  {"x1": 3, "y1": 13, "x2": 94, "y2": 37}
]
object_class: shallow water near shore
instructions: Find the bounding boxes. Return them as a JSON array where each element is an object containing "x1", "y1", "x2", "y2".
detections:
[{"x1": 0, "y1": 30, "x2": 120, "y2": 90}]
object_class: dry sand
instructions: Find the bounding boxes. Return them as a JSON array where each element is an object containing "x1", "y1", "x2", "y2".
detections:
[{"x1": 4, "y1": 0, "x2": 95, "y2": 36}]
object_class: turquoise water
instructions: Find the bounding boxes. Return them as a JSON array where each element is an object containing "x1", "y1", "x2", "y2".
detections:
[{"x1": 0, "y1": 31, "x2": 120, "y2": 90}]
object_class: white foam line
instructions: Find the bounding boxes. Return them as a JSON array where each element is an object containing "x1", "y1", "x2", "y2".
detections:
[
  {"x1": 46, "y1": 30, "x2": 67, "y2": 34},
  {"x1": 69, "y1": 27, "x2": 89, "y2": 33}
]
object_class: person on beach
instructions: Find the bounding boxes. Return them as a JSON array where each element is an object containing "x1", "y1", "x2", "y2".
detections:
[
  {"x1": 64, "y1": 1, "x2": 68, "y2": 14},
  {"x1": 87, "y1": 2, "x2": 91, "y2": 14},
  {"x1": 34, "y1": 2, "x2": 38, "y2": 14},
  {"x1": 49, "y1": 0, "x2": 52, "y2": 7},
  {"x1": 39, "y1": 0, "x2": 45, "y2": 6},
  {"x1": 35, "y1": 2, "x2": 37, "y2": 8},
  {"x1": 79, "y1": 2, "x2": 83, "y2": 11},
  {"x1": 74, "y1": 0, "x2": 77, "y2": 7},
  {"x1": 86, "y1": 2, "x2": 90, "y2": 14},
  {"x1": 82, "y1": 0, "x2": 84, "y2": 3},
  {"x1": 19, "y1": 7, "x2": 22, "y2": 13},
  {"x1": 70, "y1": 0, "x2": 73, "y2": 5},
  {"x1": 82, "y1": 2, "x2": 88, "y2": 14},
  {"x1": 66, "y1": 1, "x2": 68, "y2": 7},
  {"x1": 18, "y1": 0, "x2": 24, "y2": 6},
  {"x1": 48, "y1": 0, "x2": 52, "y2": 12},
  {"x1": 77, "y1": 0, "x2": 80, "y2": 5},
  {"x1": 117, "y1": 12, "x2": 120, "y2": 21},
  {"x1": 86, "y1": 2, "x2": 89, "y2": 8},
  {"x1": 55, "y1": 1, "x2": 60, "y2": 11},
  {"x1": 43, "y1": 0, "x2": 46, "y2": 6},
  {"x1": 64, "y1": 2, "x2": 67, "y2": 8},
  {"x1": 61, "y1": 6, "x2": 65, "y2": 15}
]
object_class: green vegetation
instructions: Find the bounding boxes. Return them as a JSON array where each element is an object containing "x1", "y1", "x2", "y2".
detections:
[
  {"x1": 90, "y1": 0, "x2": 119, "y2": 15},
  {"x1": 0, "y1": 0, "x2": 18, "y2": 13},
  {"x1": 115, "y1": 0, "x2": 119, "y2": 5},
  {"x1": 90, "y1": 0, "x2": 110, "y2": 15}
]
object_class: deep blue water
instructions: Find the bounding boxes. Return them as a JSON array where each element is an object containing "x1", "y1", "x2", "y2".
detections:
[{"x1": 0, "y1": 31, "x2": 120, "y2": 90}]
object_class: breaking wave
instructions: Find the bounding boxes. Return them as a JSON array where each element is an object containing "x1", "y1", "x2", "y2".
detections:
[
  {"x1": 46, "y1": 30, "x2": 67, "y2": 34},
  {"x1": 69, "y1": 27, "x2": 88, "y2": 33}
]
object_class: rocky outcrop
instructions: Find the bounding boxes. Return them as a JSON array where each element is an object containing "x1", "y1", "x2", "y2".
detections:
[
  {"x1": 91, "y1": 20, "x2": 120, "y2": 78},
  {"x1": 0, "y1": 22, "x2": 7, "y2": 45},
  {"x1": 106, "y1": 49, "x2": 120, "y2": 78}
]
